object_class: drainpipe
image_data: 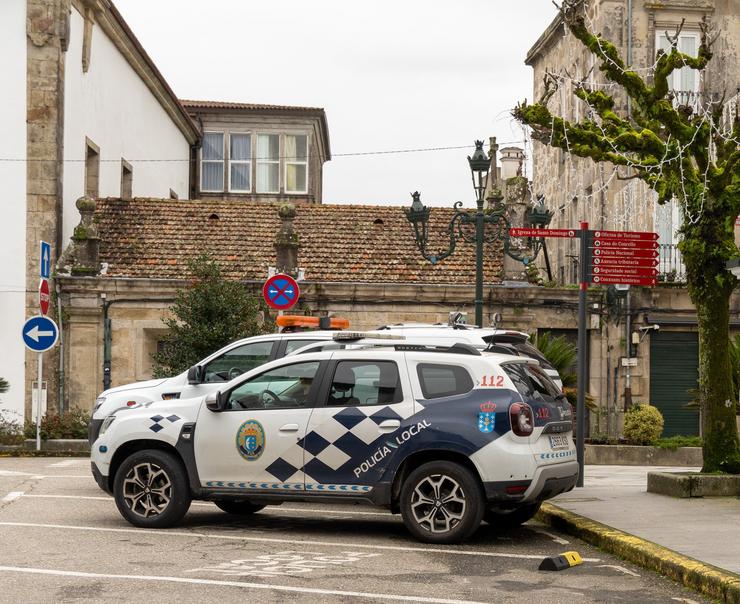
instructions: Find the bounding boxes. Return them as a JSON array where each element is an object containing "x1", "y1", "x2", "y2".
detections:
[
  {"x1": 627, "y1": 0, "x2": 633, "y2": 117},
  {"x1": 56, "y1": 284, "x2": 64, "y2": 415},
  {"x1": 624, "y1": 288, "x2": 633, "y2": 409},
  {"x1": 102, "y1": 297, "x2": 175, "y2": 391}
]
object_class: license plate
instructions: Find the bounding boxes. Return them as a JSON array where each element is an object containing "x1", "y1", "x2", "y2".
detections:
[{"x1": 549, "y1": 434, "x2": 569, "y2": 450}]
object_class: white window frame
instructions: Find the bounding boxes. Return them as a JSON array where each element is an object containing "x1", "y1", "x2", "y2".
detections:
[
  {"x1": 284, "y1": 133, "x2": 310, "y2": 195},
  {"x1": 655, "y1": 30, "x2": 701, "y2": 94},
  {"x1": 201, "y1": 131, "x2": 225, "y2": 193},
  {"x1": 228, "y1": 132, "x2": 252, "y2": 194},
  {"x1": 256, "y1": 133, "x2": 281, "y2": 194}
]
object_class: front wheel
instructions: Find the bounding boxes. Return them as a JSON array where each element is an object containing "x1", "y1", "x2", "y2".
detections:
[
  {"x1": 483, "y1": 502, "x2": 541, "y2": 529},
  {"x1": 215, "y1": 501, "x2": 266, "y2": 515},
  {"x1": 400, "y1": 461, "x2": 484, "y2": 544},
  {"x1": 113, "y1": 449, "x2": 191, "y2": 528}
]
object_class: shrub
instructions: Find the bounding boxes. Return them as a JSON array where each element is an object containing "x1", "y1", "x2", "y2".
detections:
[
  {"x1": 623, "y1": 403, "x2": 664, "y2": 445},
  {"x1": 24, "y1": 408, "x2": 90, "y2": 440},
  {"x1": 0, "y1": 409, "x2": 24, "y2": 445}
]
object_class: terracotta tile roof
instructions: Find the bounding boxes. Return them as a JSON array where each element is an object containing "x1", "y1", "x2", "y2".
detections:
[
  {"x1": 94, "y1": 199, "x2": 503, "y2": 285},
  {"x1": 180, "y1": 99, "x2": 325, "y2": 113}
]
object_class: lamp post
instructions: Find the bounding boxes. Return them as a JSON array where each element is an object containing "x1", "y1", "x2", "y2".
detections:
[{"x1": 405, "y1": 140, "x2": 552, "y2": 327}]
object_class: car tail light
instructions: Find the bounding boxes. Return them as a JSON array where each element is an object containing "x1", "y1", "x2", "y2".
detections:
[{"x1": 510, "y1": 402, "x2": 534, "y2": 437}]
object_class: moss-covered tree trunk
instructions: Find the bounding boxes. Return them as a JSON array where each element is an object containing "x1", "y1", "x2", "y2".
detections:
[{"x1": 683, "y1": 210, "x2": 740, "y2": 473}]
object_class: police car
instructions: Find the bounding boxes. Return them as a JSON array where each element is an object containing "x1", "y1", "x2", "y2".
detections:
[
  {"x1": 89, "y1": 316, "x2": 351, "y2": 444},
  {"x1": 91, "y1": 340, "x2": 577, "y2": 544}
]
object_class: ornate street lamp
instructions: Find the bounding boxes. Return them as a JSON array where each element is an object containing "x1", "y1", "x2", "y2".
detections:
[{"x1": 405, "y1": 140, "x2": 552, "y2": 327}]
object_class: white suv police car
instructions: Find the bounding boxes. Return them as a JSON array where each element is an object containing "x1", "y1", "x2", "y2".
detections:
[{"x1": 91, "y1": 342, "x2": 577, "y2": 544}]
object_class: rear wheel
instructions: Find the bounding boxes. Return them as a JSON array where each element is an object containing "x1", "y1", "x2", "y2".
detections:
[
  {"x1": 214, "y1": 501, "x2": 266, "y2": 515},
  {"x1": 113, "y1": 449, "x2": 191, "y2": 528},
  {"x1": 484, "y1": 502, "x2": 541, "y2": 528},
  {"x1": 400, "y1": 461, "x2": 484, "y2": 544}
]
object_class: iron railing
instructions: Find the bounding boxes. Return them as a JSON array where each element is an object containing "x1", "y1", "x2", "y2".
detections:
[{"x1": 658, "y1": 243, "x2": 686, "y2": 282}]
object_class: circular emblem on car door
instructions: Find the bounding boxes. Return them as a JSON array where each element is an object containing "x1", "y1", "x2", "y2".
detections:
[{"x1": 236, "y1": 420, "x2": 265, "y2": 461}]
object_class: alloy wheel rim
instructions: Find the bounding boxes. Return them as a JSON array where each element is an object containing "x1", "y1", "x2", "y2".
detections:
[
  {"x1": 410, "y1": 473, "x2": 466, "y2": 533},
  {"x1": 123, "y1": 462, "x2": 172, "y2": 518}
]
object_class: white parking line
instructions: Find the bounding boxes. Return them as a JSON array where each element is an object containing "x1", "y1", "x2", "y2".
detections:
[
  {"x1": 0, "y1": 471, "x2": 89, "y2": 479},
  {"x1": 47, "y1": 460, "x2": 83, "y2": 468},
  {"x1": 0, "y1": 565, "x2": 486, "y2": 604},
  {"x1": 1, "y1": 492, "x2": 24, "y2": 503},
  {"x1": 0, "y1": 521, "x2": 601, "y2": 562}
]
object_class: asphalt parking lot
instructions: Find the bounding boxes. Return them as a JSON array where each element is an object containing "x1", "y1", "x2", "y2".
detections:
[{"x1": 0, "y1": 457, "x2": 708, "y2": 603}]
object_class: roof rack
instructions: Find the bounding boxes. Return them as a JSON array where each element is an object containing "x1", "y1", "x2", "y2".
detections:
[
  {"x1": 393, "y1": 343, "x2": 481, "y2": 356},
  {"x1": 333, "y1": 331, "x2": 405, "y2": 341}
]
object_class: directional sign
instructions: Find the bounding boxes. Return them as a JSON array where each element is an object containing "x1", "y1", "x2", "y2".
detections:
[
  {"x1": 39, "y1": 278, "x2": 50, "y2": 315},
  {"x1": 592, "y1": 257, "x2": 660, "y2": 268},
  {"x1": 509, "y1": 227, "x2": 577, "y2": 238},
  {"x1": 22, "y1": 315, "x2": 59, "y2": 352},
  {"x1": 40, "y1": 241, "x2": 51, "y2": 279},
  {"x1": 591, "y1": 275, "x2": 657, "y2": 286},
  {"x1": 590, "y1": 266, "x2": 659, "y2": 277},
  {"x1": 592, "y1": 247, "x2": 659, "y2": 259},
  {"x1": 590, "y1": 239, "x2": 659, "y2": 250},
  {"x1": 263, "y1": 274, "x2": 300, "y2": 310},
  {"x1": 591, "y1": 230, "x2": 658, "y2": 241}
]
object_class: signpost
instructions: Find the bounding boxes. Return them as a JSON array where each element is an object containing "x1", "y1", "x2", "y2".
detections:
[
  {"x1": 263, "y1": 274, "x2": 300, "y2": 311},
  {"x1": 22, "y1": 315, "x2": 59, "y2": 451},
  {"x1": 23, "y1": 241, "x2": 57, "y2": 451},
  {"x1": 510, "y1": 224, "x2": 658, "y2": 487}
]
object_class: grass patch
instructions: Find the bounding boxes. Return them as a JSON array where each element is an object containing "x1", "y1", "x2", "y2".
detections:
[{"x1": 652, "y1": 435, "x2": 703, "y2": 450}]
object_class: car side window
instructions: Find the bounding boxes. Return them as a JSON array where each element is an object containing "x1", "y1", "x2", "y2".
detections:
[
  {"x1": 284, "y1": 339, "x2": 324, "y2": 355},
  {"x1": 202, "y1": 341, "x2": 274, "y2": 383},
  {"x1": 416, "y1": 363, "x2": 474, "y2": 399},
  {"x1": 225, "y1": 361, "x2": 321, "y2": 411},
  {"x1": 327, "y1": 361, "x2": 402, "y2": 406},
  {"x1": 502, "y1": 363, "x2": 534, "y2": 399}
]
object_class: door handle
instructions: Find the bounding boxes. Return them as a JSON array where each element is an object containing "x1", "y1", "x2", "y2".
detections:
[
  {"x1": 279, "y1": 423, "x2": 300, "y2": 432},
  {"x1": 378, "y1": 419, "x2": 400, "y2": 433}
]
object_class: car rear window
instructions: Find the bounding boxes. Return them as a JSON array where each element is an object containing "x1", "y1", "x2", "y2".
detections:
[
  {"x1": 417, "y1": 363, "x2": 474, "y2": 399},
  {"x1": 502, "y1": 362, "x2": 561, "y2": 401}
]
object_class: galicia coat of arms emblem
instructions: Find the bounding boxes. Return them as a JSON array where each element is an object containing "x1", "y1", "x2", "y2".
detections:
[
  {"x1": 236, "y1": 419, "x2": 265, "y2": 461},
  {"x1": 478, "y1": 401, "x2": 497, "y2": 433}
]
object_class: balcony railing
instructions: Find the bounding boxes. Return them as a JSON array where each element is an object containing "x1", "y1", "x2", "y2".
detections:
[{"x1": 658, "y1": 243, "x2": 686, "y2": 283}]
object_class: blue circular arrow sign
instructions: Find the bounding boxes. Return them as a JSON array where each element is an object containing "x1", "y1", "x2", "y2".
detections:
[
  {"x1": 262, "y1": 274, "x2": 300, "y2": 310},
  {"x1": 22, "y1": 315, "x2": 59, "y2": 352}
]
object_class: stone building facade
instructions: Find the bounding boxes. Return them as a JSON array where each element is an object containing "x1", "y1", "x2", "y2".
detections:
[{"x1": 525, "y1": 0, "x2": 739, "y2": 285}]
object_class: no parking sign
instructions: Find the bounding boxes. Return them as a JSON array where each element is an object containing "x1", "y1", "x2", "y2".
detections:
[{"x1": 263, "y1": 274, "x2": 300, "y2": 310}]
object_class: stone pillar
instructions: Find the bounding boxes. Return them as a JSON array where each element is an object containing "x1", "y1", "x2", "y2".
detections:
[
  {"x1": 274, "y1": 203, "x2": 299, "y2": 277},
  {"x1": 25, "y1": 0, "x2": 68, "y2": 416}
]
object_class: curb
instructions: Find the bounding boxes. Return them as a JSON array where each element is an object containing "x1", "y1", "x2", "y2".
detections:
[{"x1": 537, "y1": 503, "x2": 740, "y2": 604}]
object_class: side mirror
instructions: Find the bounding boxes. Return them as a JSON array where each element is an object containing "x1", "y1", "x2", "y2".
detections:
[
  {"x1": 187, "y1": 365, "x2": 203, "y2": 385},
  {"x1": 205, "y1": 391, "x2": 225, "y2": 412}
]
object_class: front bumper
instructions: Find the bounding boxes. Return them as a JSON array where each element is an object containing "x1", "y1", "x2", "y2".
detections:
[
  {"x1": 91, "y1": 462, "x2": 111, "y2": 495},
  {"x1": 88, "y1": 418, "x2": 104, "y2": 446}
]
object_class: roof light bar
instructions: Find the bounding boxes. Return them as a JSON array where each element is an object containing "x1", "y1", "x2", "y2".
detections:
[{"x1": 276, "y1": 316, "x2": 350, "y2": 330}]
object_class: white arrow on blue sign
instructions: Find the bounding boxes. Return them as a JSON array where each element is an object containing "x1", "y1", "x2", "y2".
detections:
[
  {"x1": 40, "y1": 241, "x2": 51, "y2": 279},
  {"x1": 22, "y1": 315, "x2": 59, "y2": 352}
]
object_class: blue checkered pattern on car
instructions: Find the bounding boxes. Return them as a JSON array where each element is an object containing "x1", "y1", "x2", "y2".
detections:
[{"x1": 204, "y1": 480, "x2": 372, "y2": 493}]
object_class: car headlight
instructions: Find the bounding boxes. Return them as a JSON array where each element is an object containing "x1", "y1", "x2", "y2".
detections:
[
  {"x1": 94, "y1": 397, "x2": 106, "y2": 411},
  {"x1": 99, "y1": 415, "x2": 115, "y2": 437}
]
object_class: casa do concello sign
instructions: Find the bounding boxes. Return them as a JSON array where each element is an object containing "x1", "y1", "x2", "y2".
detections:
[{"x1": 509, "y1": 224, "x2": 659, "y2": 487}]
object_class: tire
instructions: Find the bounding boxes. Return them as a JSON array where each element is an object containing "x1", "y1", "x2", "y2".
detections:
[
  {"x1": 483, "y1": 502, "x2": 541, "y2": 529},
  {"x1": 400, "y1": 461, "x2": 484, "y2": 544},
  {"x1": 214, "y1": 501, "x2": 266, "y2": 515},
  {"x1": 113, "y1": 449, "x2": 191, "y2": 528}
]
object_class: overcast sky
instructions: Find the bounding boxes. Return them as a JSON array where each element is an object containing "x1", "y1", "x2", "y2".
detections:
[{"x1": 115, "y1": 0, "x2": 558, "y2": 207}]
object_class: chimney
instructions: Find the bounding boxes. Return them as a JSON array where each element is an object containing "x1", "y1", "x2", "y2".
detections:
[
  {"x1": 57, "y1": 196, "x2": 101, "y2": 276},
  {"x1": 499, "y1": 146, "x2": 524, "y2": 180},
  {"x1": 274, "y1": 203, "x2": 299, "y2": 276}
]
